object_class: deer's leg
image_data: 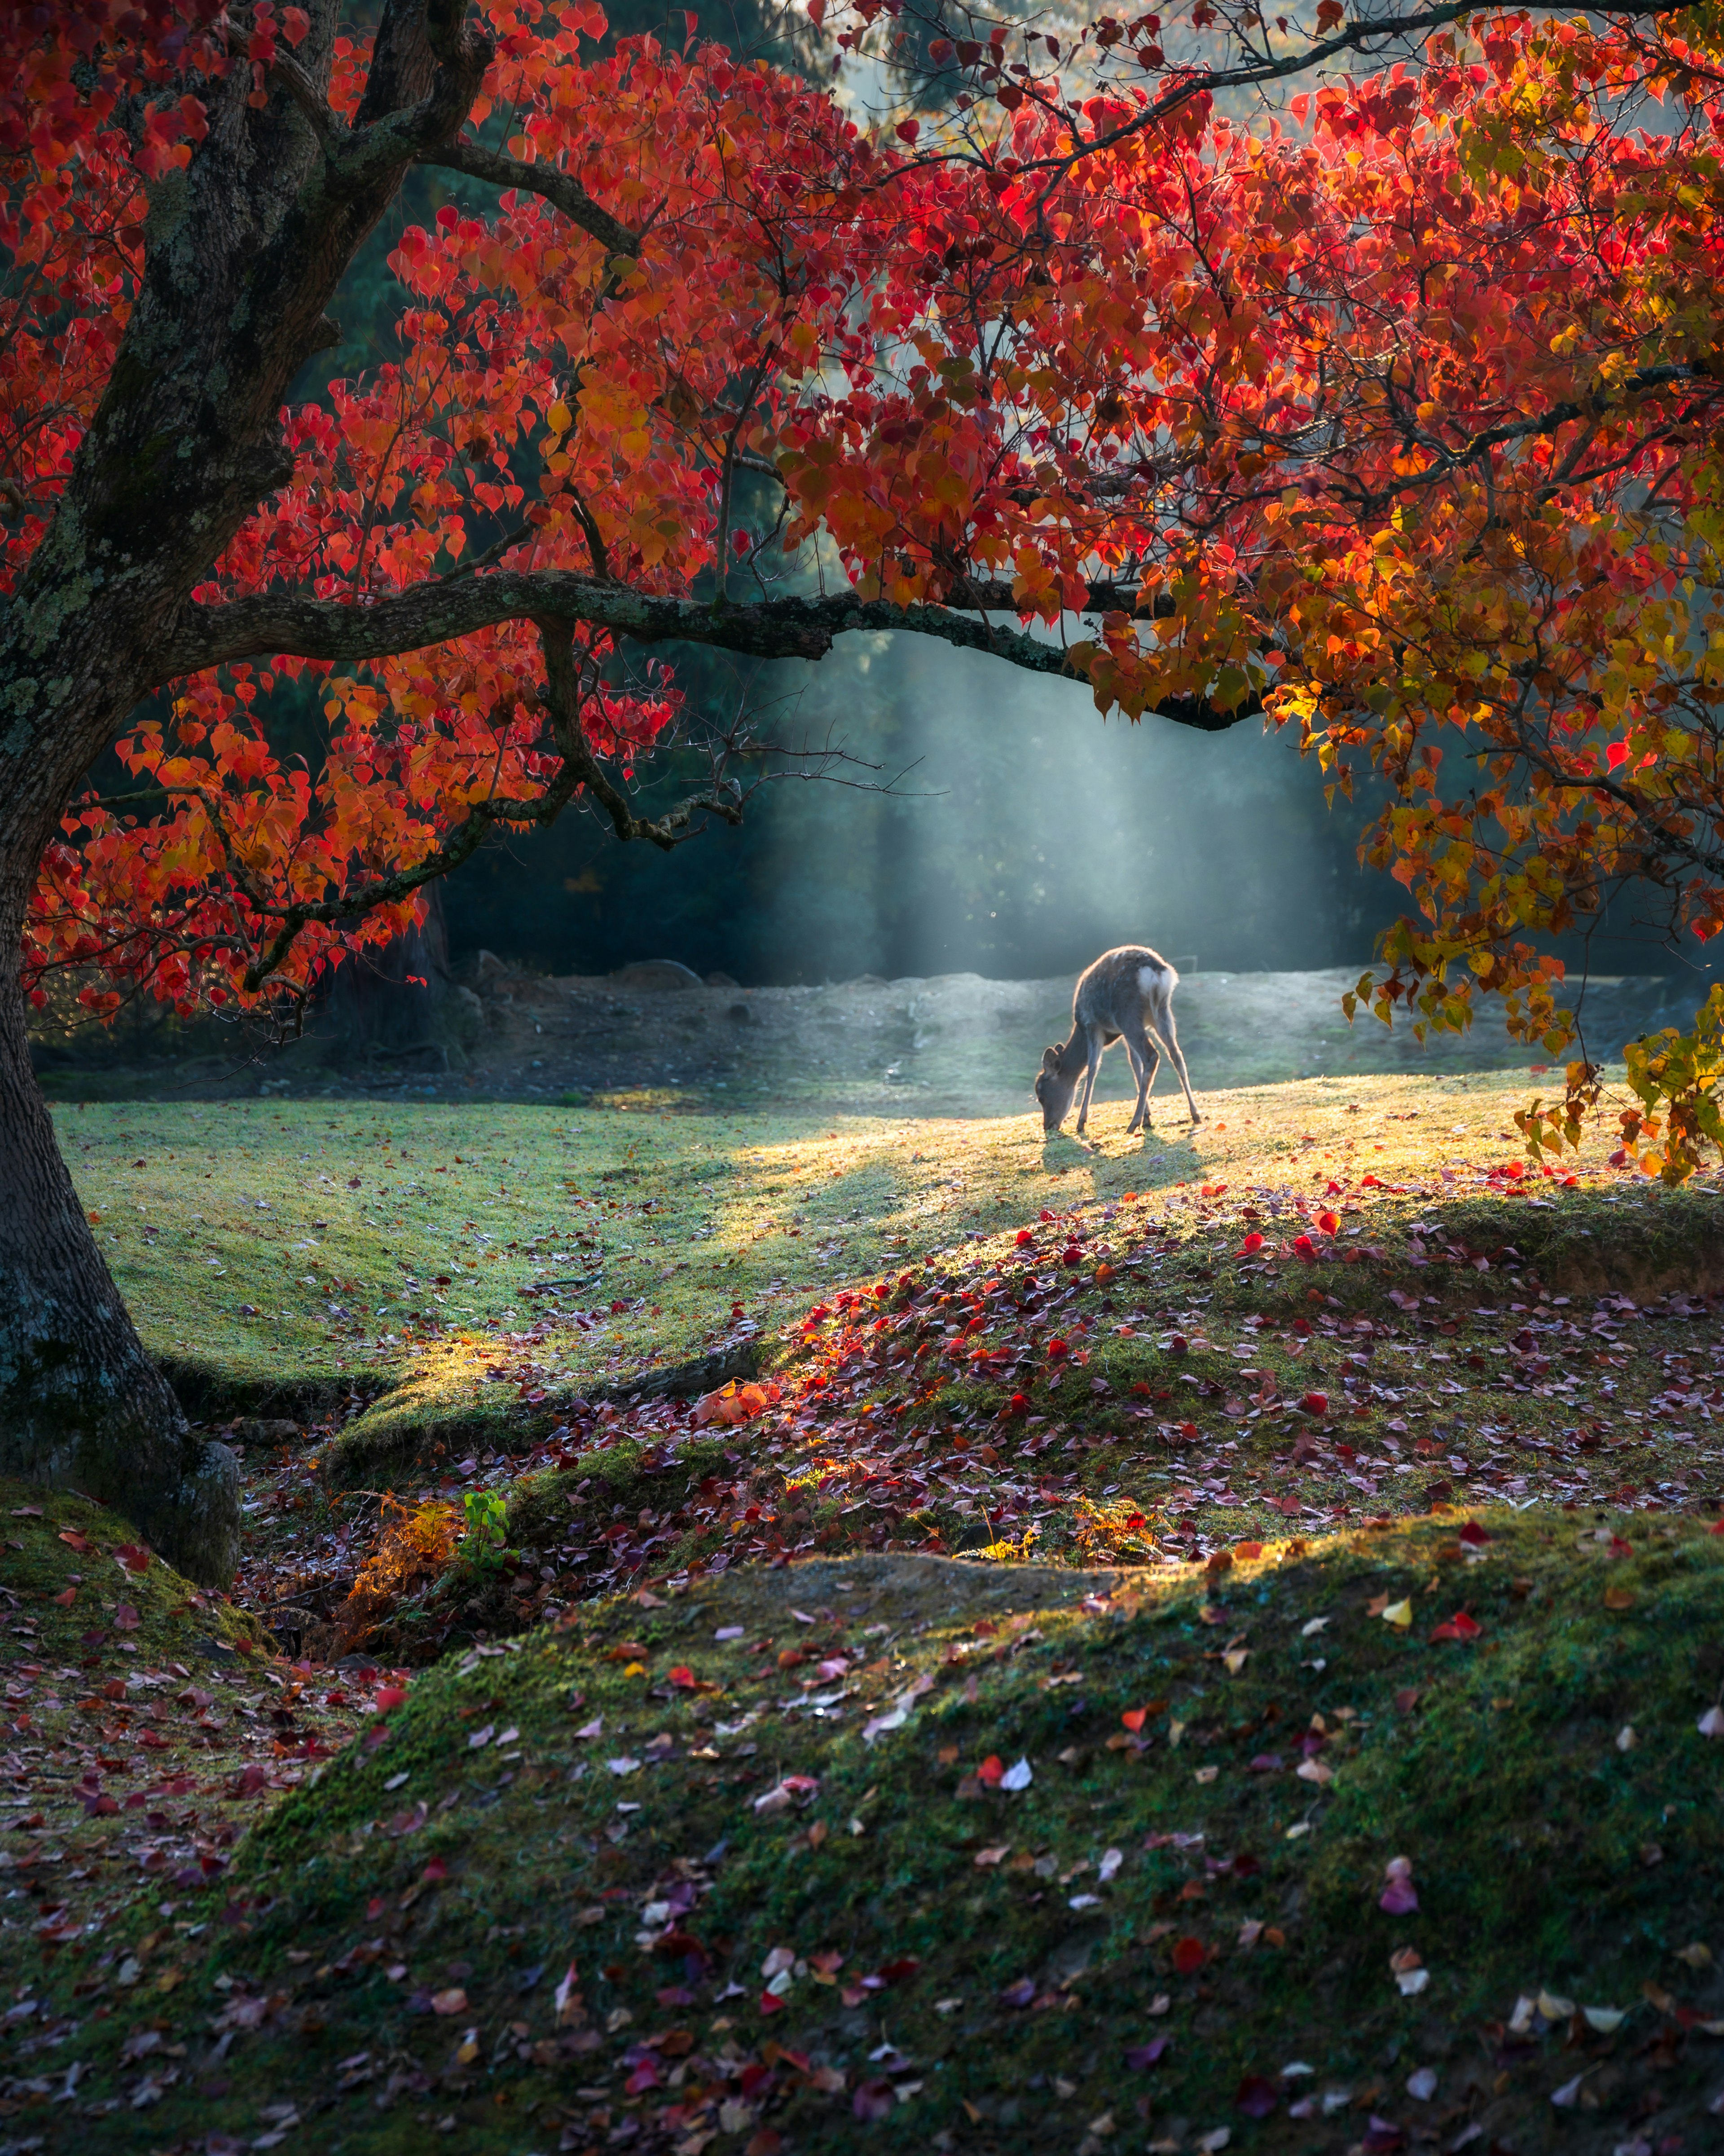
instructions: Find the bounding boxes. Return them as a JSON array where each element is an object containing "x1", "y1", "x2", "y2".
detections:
[
  {"x1": 1074, "y1": 1030, "x2": 1105, "y2": 1134},
  {"x1": 1148, "y1": 993, "x2": 1201, "y2": 1123},
  {"x1": 1122, "y1": 1024, "x2": 1159, "y2": 1133}
]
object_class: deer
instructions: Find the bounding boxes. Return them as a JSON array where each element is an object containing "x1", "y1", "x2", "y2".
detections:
[{"x1": 1034, "y1": 945, "x2": 1201, "y2": 1137}]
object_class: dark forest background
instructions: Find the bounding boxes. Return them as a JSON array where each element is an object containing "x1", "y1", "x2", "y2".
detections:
[{"x1": 445, "y1": 634, "x2": 1399, "y2": 984}]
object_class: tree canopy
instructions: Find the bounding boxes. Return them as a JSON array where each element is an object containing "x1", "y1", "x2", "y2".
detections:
[{"x1": 9, "y1": 0, "x2": 1724, "y2": 1177}]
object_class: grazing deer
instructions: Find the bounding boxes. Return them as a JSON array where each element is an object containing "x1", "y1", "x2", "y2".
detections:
[{"x1": 1035, "y1": 945, "x2": 1201, "y2": 1136}]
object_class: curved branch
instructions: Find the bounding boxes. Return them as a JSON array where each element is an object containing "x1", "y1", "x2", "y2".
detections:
[
  {"x1": 164, "y1": 571, "x2": 1258, "y2": 731},
  {"x1": 537, "y1": 622, "x2": 747, "y2": 849},
  {"x1": 418, "y1": 140, "x2": 642, "y2": 257},
  {"x1": 985, "y1": 0, "x2": 1672, "y2": 198}
]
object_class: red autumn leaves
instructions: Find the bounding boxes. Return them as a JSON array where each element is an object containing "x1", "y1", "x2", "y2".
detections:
[
  {"x1": 14, "y1": 0, "x2": 1724, "y2": 1199},
  {"x1": 693, "y1": 1380, "x2": 782, "y2": 1428},
  {"x1": 1243, "y1": 1208, "x2": 1342, "y2": 1264}
]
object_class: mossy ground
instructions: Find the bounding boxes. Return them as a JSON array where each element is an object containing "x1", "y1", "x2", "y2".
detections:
[
  {"x1": 55, "y1": 1067, "x2": 1656, "y2": 1456},
  {"x1": 14, "y1": 1517, "x2": 1724, "y2": 2152},
  {"x1": 0, "y1": 1485, "x2": 266, "y2": 1667},
  {"x1": 0, "y1": 1485, "x2": 369, "y2": 2006},
  {"x1": 9, "y1": 1070, "x2": 1724, "y2": 2151}
]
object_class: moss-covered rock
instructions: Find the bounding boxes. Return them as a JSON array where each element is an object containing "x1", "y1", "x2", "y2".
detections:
[{"x1": 0, "y1": 1479, "x2": 267, "y2": 1662}]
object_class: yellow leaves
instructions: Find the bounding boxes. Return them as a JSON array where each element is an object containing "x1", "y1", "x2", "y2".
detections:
[
  {"x1": 1622, "y1": 985, "x2": 1724, "y2": 1183},
  {"x1": 1595, "y1": 349, "x2": 1637, "y2": 391}
]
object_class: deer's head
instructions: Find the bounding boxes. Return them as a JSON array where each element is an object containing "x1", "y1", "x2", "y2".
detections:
[{"x1": 1034, "y1": 1045, "x2": 1077, "y2": 1132}]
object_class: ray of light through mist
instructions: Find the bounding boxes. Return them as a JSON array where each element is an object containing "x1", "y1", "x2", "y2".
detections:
[{"x1": 447, "y1": 630, "x2": 1397, "y2": 992}]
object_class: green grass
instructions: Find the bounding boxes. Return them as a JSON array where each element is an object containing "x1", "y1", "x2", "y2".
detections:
[
  {"x1": 60, "y1": 1066, "x2": 1713, "y2": 1456},
  {"x1": 30, "y1": 1515, "x2": 1724, "y2": 2150},
  {"x1": 16, "y1": 1071, "x2": 1724, "y2": 2152}
]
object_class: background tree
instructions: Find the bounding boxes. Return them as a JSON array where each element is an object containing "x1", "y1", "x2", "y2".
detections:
[{"x1": 6, "y1": 0, "x2": 1724, "y2": 1578}]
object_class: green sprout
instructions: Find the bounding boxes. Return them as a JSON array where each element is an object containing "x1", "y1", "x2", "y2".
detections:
[{"x1": 461, "y1": 1487, "x2": 509, "y2": 1571}]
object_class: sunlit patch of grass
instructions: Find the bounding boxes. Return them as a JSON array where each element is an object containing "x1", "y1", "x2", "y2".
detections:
[
  {"x1": 589, "y1": 1085, "x2": 703, "y2": 1110},
  {"x1": 56, "y1": 1069, "x2": 1716, "y2": 1481}
]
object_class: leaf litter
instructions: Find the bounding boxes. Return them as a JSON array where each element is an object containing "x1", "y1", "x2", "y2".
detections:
[{"x1": 9, "y1": 1088, "x2": 1724, "y2": 2144}]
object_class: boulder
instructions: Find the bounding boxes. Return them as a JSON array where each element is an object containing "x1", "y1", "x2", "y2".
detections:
[
  {"x1": 608, "y1": 960, "x2": 703, "y2": 992},
  {"x1": 229, "y1": 1417, "x2": 300, "y2": 1448}
]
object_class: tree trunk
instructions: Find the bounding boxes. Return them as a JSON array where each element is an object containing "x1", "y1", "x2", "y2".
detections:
[
  {"x1": 0, "y1": 0, "x2": 490, "y2": 1578},
  {"x1": 0, "y1": 962, "x2": 240, "y2": 1581},
  {"x1": 321, "y1": 882, "x2": 456, "y2": 1072}
]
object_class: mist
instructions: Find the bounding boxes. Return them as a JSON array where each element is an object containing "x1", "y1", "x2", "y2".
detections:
[{"x1": 445, "y1": 631, "x2": 1400, "y2": 988}]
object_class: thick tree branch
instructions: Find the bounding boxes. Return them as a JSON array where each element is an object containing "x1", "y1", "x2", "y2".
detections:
[
  {"x1": 224, "y1": 28, "x2": 347, "y2": 153},
  {"x1": 165, "y1": 572, "x2": 1083, "y2": 674},
  {"x1": 163, "y1": 573, "x2": 1256, "y2": 731},
  {"x1": 340, "y1": 0, "x2": 494, "y2": 191},
  {"x1": 356, "y1": 0, "x2": 447, "y2": 124},
  {"x1": 418, "y1": 140, "x2": 642, "y2": 257}
]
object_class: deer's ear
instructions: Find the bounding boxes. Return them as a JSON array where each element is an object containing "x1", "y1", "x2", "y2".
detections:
[{"x1": 1041, "y1": 1046, "x2": 1060, "y2": 1072}]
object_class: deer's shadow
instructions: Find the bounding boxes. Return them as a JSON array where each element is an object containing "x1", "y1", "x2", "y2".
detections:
[{"x1": 1042, "y1": 1115, "x2": 1202, "y2": 1166}]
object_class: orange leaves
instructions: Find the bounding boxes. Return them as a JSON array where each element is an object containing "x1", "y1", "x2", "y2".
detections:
[
  {"x1": 333, "y1": 1499, "x2": 460, "y2": 1653},
  {"x1": 693, "y1": 1380, "x2": 782, "y2": 1428}
]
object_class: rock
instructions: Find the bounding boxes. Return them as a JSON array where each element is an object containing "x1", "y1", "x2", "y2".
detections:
[
  {"x1": 608, "y1": 960, "x2": 703, "y2": 992},
  {"x1": 592, "y1": 1340, "x2": 761, "y2": 1403},
  {"x1": 230, "y1": 1417, "x2": 300, "y2": 1448},
  {"x1": 704, "y1": 969, "x2": 739, "y2": 988}
]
